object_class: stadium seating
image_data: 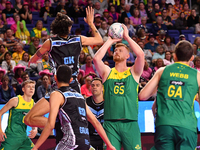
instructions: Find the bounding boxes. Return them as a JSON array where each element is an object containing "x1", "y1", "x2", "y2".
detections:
[{"x1": 188, "y1": 34, "x2": 199, "y2": 44}]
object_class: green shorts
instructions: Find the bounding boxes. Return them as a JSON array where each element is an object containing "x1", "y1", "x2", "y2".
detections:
[
  {"x1": 151, "y1": 125, "x2": 197, "y2": 150},
  {"x1": 0, "y1": 135, "x2": 34, "y2": 150},
  {"x1": 103, "y1": 120, "x2": 141, "y2": 150}
]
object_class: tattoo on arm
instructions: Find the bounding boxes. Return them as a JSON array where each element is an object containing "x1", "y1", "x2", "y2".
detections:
[
  {"x1": 95, "y1": 30, "x2": 98, "y2": 33},
  {"x1": 36, "y1": 50, "x2": 43, "y2": 58}
]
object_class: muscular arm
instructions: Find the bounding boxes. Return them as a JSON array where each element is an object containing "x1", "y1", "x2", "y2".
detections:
[
  {"x1": 81, "y1": 7, "x2": 103, "y2": 46},
  {"x1": 139, "y1": 67, "x2": 164, "y2": 100},
  {"x1": 29, "y1": 39, "x2": 50, "y2": 65},
  {"x1": 32, "y1": 91, "x2": 64, "y2": 149},
  {"x1": 122, "y1": 24, "x2": 145, "y2": 82}
]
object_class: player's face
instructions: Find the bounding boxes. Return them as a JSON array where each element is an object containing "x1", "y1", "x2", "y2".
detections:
[
  {"x1": 113, "y1": 46, "x2": 128, "y2": 62},
  {"x1": 91, "y1": 80, "x2": 103, "y2": 96},
  {"x1": 23, "y1": 83, "x2": 35, "y2": 97}
]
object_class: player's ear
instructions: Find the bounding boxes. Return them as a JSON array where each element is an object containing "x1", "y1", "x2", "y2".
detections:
[
  {"x1": 54, "y1": 75, "x2": 57, "y2": 82},
  {"x1": 173, "y1": 53, "x2": 178, "y2": 62},
  {"x1": 69, "y1": 77, "x2": 73, "y2": 83},
  {"x1": 190, "y1": 55, "x2": 194, "y2": 62}
]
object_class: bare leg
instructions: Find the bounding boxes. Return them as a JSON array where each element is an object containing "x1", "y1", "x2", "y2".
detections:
[{"x1": 24, "y1": 97, "x2": 50, "y2": 128}]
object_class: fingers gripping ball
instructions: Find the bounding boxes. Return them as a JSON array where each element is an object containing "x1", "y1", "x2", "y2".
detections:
[{"x1": 108, "y1": 23, "x2": 124, "y2": 39}]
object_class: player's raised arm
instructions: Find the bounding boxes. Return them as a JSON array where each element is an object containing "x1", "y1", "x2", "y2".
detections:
[
  {"x1": 28, "y1": 39, "x2": 51, "y2": 66},
  {"x1": 93, "y1": 37, "x2": 121, "y2": 82},
  {"x1": 122, "y1": 24, "x2": 144, "y2": 78},
  {"x1": 0, "y1": 98, "x2": 18, "y2": 141},
  {"x1": 81, "y1": 6, "x2": 103, "y2": 46}
]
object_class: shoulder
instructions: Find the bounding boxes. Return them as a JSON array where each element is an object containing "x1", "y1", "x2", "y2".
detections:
[{"x1": 8, "y1": 96, "x2": 19, "y2": 108}]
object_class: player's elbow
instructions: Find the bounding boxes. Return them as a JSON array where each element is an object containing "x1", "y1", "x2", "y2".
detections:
[{"x1": 138, "y1": 93, "x2": 147, "y2": 101}]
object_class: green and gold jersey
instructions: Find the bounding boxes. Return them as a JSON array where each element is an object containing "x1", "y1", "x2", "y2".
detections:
[
  {"x1": 5, "y1": 95, "x2": 34, "y2": 137},
  {"x1": 103, "y1": 68, "x2": 139, "y2": 120},
  {"x1": 156, "y1": 62, "x2": 199, "y2": 132}
]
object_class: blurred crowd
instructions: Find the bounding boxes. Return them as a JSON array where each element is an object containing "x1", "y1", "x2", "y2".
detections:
[{"x1": 0, "y1": 0, "x2": 198, "y2": 103}]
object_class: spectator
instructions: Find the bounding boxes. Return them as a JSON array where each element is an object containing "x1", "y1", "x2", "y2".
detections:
[
  {"x1": 94, "y1": 13, "x2": 102, "y2": 29},
  {"x1": 69, "y1": 0, "x2": 85, "y2": 23},
  {"x1": 15, "y1": 20, "x2": 30, "y2": 45},
  {"x1": 194, "y1": 37, "x2": 200, "y2": 52},
  {"x1": 27, "y1": 0, "x2": 41, "y2": 12},
  {"x1": 37, "y1": 70, "x2": 52, "y2": 100},
  {"x1": 19, "y1": 2, "x2": 32, "y2": 24},
  {"x1": 182, "y1": 3, "x2": 191, "y2": 20},
  {"x1": 14, "y1": 0, "x2": 22, "y2": 14},
  {"x1": 145, "y1": 0, "x2": 154, "y2": 23},
  {"x1": 130, "y1": 8, "x2": 141, "y2": 28},
  {"x1": 192, "y1": 43, "x2": 200, "y2": 56},
  {"x1": 120, "y1": 4, "x2": 131, "y2": 23},
  {"x1": 0, "y1": 44, "x2": 7, "y2": 63},
  {"x1": 172, "y1": 0, "x2": 183, "y2": 20},
  {"x1": 78, "y1": 0, "x2": 88, "y2": 7},
  {"x1": 0, "y1": 0, "x2": 7, "y2": 18},
  {"x1": 152, "y1": 45, "x2": 165, "y2": 63},
  {"x1": 79, "y1": 50, "x2": 86, "y2": 66},
  {"x1": 93, "y1": 2, "x2": 104, "y2": 16},
  {"x1": 28, "y1": 37, "x2": 40, "y2": 56},
  {"x1": 18, "y1": 52, "x2": 37, "y2": 76},
  {"x1": 93, "y1": 0, "x2": 108, "y2": 12},
  {"x1": 151, "y1": 58, "x2": 164, "y2": 77},
  {"x1": 101, "y1": 9, "x2": 109, "y2": 23},
  {"x1": 163, "y1": 51, "x2": 174, "y2": 66},
  {"x1": 109, "y1": 5, "x2": 119, "y2": 22},
  {"x1": 0, "y1": 17, "x2": 7, "y2": 38},
  {"x1": 116, "y1": 0, "x2": 125, "y2": 14},
  {"x1": 137, "y1": 17, "x2": 150, "y2": 34},
  {"x1": 144, "y1": 33, "x2": 159, "y2": 53},
  {"x1": 163, "y1": 35, "x2": 175, "y2": 52},
  {"x1": 166, "y1": 3, "x2": 173, "y2": 20},
  {"x1": 179, "y1": 34, "x2": 186, "y2": 41},
  {"x1": 127, "y1": 49, "x2": 135, "y2": 66},
  {"x1": 3, "y1": 28, "x2": 20, "y2": 53},
  {"x1": 136, "y1": 28, "x2": 148, "y2": 44},
  {"x1": 12, "y1": 43, "x2": 26, "y2": 64},
  {"x1": 77, "y1": 69, "x2": 85, "y2": 86},
  {"x1": 160, "y1": 0, "x2": 167, "y2": 10},
  {"x1": 81, "y1": 55, "x2": 99, "y2": 76},
  {"x1": 0, "y1": 75, "x2": 15, "y2": 104},
  {"x1": 37, "y1": 52, "x2": 52, "y2": 73},
  {"x1": 30, "y1": 20, "x2": 49, "y2": 41},
  {"x1": 55, "y1": 0, "x2": 68, "y2": 15},
  {"x1": 107, "y1": 16, "x2": 114, "y2": 27},
  {"x1": 162, "y1": 8, "x2": 173, "y2": 29},
  {"x1": 0, "y1": 67, "x2": 6, "y2": 85},
  {"x1": 39, "y1": 0, "x2": 54, "y2": 23},
  {"x1": 187, "y1": 9, "x2": 199, "y2": 32},
  {"x1": 151, "y1": 16, "x2": 167, "y2": 35},
  {"x1": 138, "y1": 41, "x2": 152, "y2": 66},
  {"x1": 195, "y1": 17, "x2": 200, "y2": 34},
  {"x1": 140, "y1": 59, "x2": 152, "y2": 88},
  {"x1": 1, "y1": 52, "x2": 16, "y2": 75},
  {"x1": 15, "y1": 71, "x2": 29, "y2": 95},
  {"x1": 98, "y1": 20, "x2": 108, "y2": 38},
  {"x1": 130, "y1": 0, "x2": 139, "y2": 16},
  {"x1": 124, "y1": 17, "x2": 135, "y2": 37},
  {"x1": 81, "y1": 75, "x2": 92, "y2": 99},
  {"x1": 11, "y1": 64, "x2": 26, "y2": 92},
  {"x1": 175, "y1": 12, "x2": 188, "y2": 31},
  {"x1": 39, "y1": 30, "x2": 48, "y2": 44},
  {"x1": 86, "y1": 77, "x2": 104, "y2": 150},
  {"x1": 10, "y1": 14, "x2": 20, "y2": 33},
  {"x1": 155, "y1": 29, "x2": 166, "y2": 45},
  {"x1": 139, "y1": 2, "x2": 147, "y2": 19},
  {"x1": 194, "y1": 56, "x2": 200, "y2": 72},
  {"x1": 150, "y1": 2, "x2": 162, "y2": 23},
  {"x1": 2, "y1": 1, "x2": 16, "y2": 25}
]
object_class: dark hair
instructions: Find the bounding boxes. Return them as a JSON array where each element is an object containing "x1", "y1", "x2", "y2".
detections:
[
  {"x1": 0, "y1": 44, "x2": 5, "y2": 48},
  {"x1": 1, "y1": 75, "x2": 9, "y2": 82},
  {"x1": 22, "y1": 52, "x2": 30, "y2": 61},
  {"x1": 175, "y1": 40, "x2": 194, "y2": 61},
  {"x1": 4, "y1": 52, "x2": 11, "y2": 60},
  {"x1": 56, "y1": 65, "x2": 72, "y2": 83},
  {"x1": 21, "y1": 71, "x2": 29, "y2": 78},
  {"x1": 51, "y1": 12, "x2": 74, "y2": 36},
  {"x1": 91, "y1": 77, "x2": 102, "y2": 84},
  {"x1": 164, "y1": 35, "x2": 173, "y2": 43}
]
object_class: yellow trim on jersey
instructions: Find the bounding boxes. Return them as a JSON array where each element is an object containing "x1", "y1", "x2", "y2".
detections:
[
  {"x1": 107, "y1": 68, "x2": 131, "y2": 80},
  {"x1": 8, "y1": 109, "x2": 12, "y2": 128},
  {"x1": 15, "y1": 95, "x2": 34, "y2": 110}
]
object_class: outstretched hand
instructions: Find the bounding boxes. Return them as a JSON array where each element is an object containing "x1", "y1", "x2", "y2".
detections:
[
  {"x1": 0, "y1": 131, "x2": 6, "y2": 142},
  {"x1": 121, "y1": 24, "x2": 129, "y2": 40},
  {"x1": 84, "y1": 6, "x2": 94, "y2": 26},
  {"x1": 107, "y1": 36, "x2": 122, "y2": 44}
]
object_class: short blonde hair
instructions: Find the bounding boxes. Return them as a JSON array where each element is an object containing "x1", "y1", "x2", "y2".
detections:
[
  {"x1": 115, "y1": 43, "x2": 129, "y2": 52},
  {"x1": 22, "y1": 80, "x2": 36, "y2": 88}
]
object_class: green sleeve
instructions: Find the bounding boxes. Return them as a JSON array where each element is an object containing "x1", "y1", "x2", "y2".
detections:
[
  {"x1": 30, "y1": 29, "x2": 35, "y2": 37},
  {"x1": 46, "y1": 28, "x2": 50, "y2": 35}
]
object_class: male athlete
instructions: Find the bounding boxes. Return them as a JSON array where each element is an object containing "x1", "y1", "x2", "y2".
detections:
[
  {"x1": 0, "y1": 79, "x2": 37, "y2": 150},
  {"x1": 31, "y1": 65, "x2": 115, "y2": 150},
  {"x1": 24, "y1": 6, "x2": 103, "y2": 141},
  {"x1": 139, "y1": 40, "x2": 199, "y2": 150},
  {"x1": 93, "y1": 24, "x2": 144, "y2": 150}
]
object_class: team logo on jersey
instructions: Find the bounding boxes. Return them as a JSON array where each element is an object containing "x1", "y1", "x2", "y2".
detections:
[
  {"x1": 135, "y1": 144, "x2": 141, "y2": 150},
  {"x1": 22, "y1": 103, "x2": 25, "y2": 105}
]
